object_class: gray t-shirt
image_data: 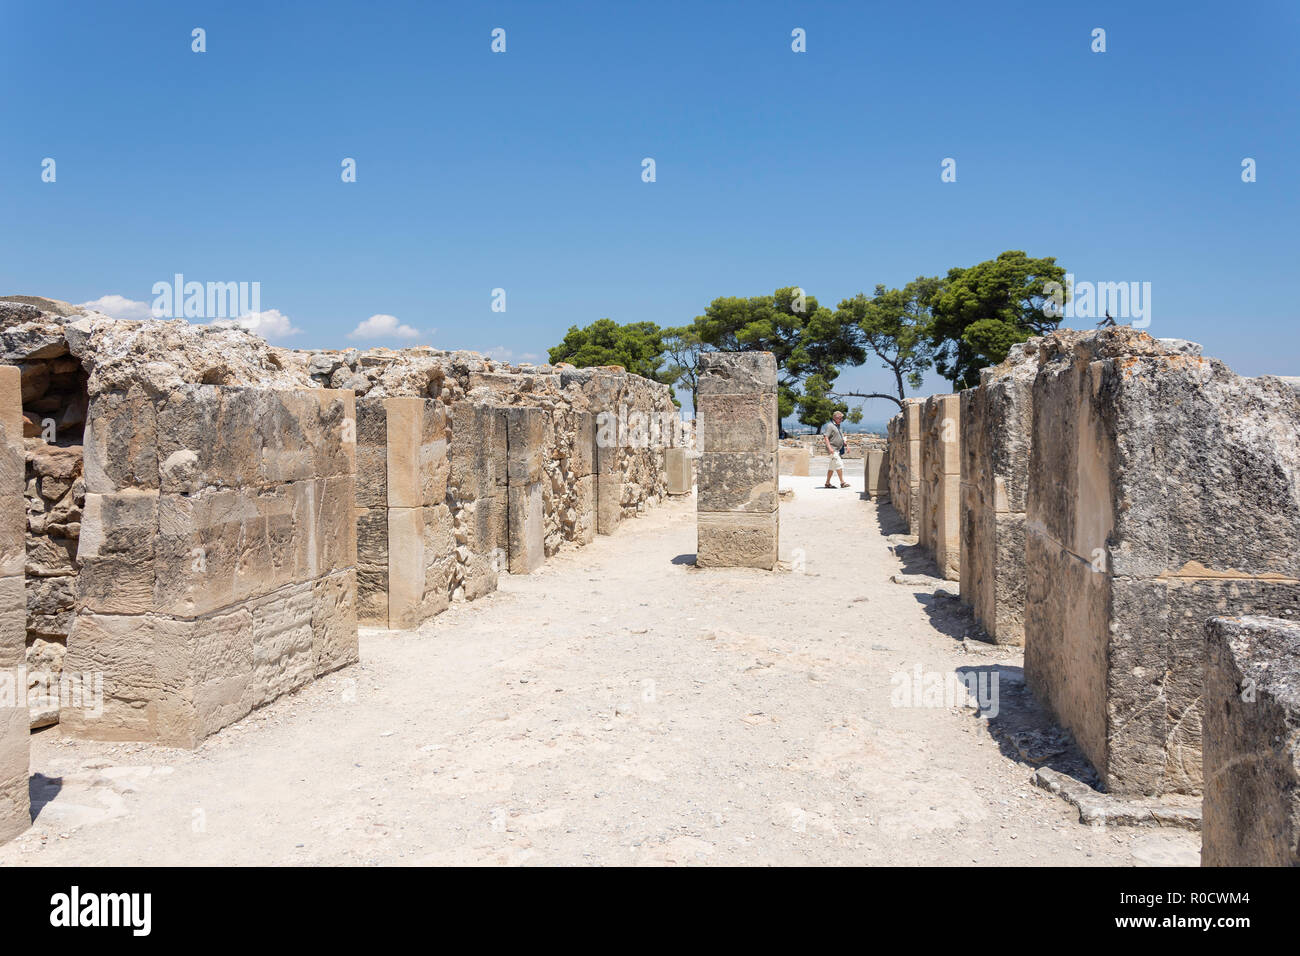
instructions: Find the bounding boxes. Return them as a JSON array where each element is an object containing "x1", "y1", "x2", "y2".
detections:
[{"x1": 824, "y1": 421, "x2": 846, "y2": 452}]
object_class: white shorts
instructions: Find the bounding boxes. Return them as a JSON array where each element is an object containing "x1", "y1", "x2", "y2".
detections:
[{"x1": 828, "y1": 451, "x2": 844, "y2": 470}]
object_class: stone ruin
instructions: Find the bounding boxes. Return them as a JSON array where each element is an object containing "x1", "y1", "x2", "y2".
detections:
[
  {"x1": 886, "y1": 399, "x2": 921, "y2": 532},
  {"x1": 0, "y1": 296, "x2": 679, "y2": 773},
  {"x1": 959, "y1": 344, "x2": 1035, "y2": 645},
  {"x1": 696, "y1": 352, "x2": 779, "y2": 569},
  {"x1": 0, "y1": 365, "x2": 29, "y2": 842},
  {"x1": 917, "y1": 393, "x2": 960, "y2": 581},
  {"x1": 885, "y1": 326, "x2": 1300, "y2": 862},
  {"x1": 1202, "y1": 616, "x2": 1300, "y2": 866}
]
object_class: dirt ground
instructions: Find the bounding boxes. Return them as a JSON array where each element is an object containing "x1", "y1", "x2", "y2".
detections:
[{"x1": 0, "y1": 474, "x2": 1201, "y2": 866}]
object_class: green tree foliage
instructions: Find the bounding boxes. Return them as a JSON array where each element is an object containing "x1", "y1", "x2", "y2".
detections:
[
  {"x1": 660, "y1": 324, "x2": 703, "y2": 411},
  {"x1": 547, "y1": 319, "x2": 678, "y2": 390},
  {"x1": 928, "y1": 250, "x2": 1067, "y2": 388},
  {"x1": 835, "y1": 276, "x2": 939, "y2": 403},
  {"x1": 688, "y1": 286, "x2": 864, "y2": 429}
]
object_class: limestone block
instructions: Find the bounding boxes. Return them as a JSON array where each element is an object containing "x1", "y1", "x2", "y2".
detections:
[
  {"x1": 665, "y1": 447, "x2": 692, "y2": 494},
  {"x1": 354, "y1": 397, "x2": 388, "y2": 508},
  {"x1": 572, "y1": 411, "x2": 595, "y2": 478},
  {"x1": 696, "y1": 352, "x2": 778, "y2": 396},
  {"x1": 387, "y1": 507, "x2": 425, "y2": 630},
  {"x1": 887, "y1": 400, "x2": 922, "y2": 533},
  {"x1": 697, "y1": 452, "x2": 778, "y2": 513},
  {"x1": 0, "y1": 366, "x2": 20, "y2": 443},
  {"x1": 697, "y1": 511, "x2": 779, "y2": 570},
  {"x1": 0, "y1": 424, "x2": 23, "y2": 580},
  {"x1": 450, "y1": 401, "x2": 503, "y2": 502},
  {"x1": 421, "y1": 504, "x2": 454, "y2": 620},
  {"x1": 1203, "y1": 616, "x2": 1300, "y2": 867},
  {"x1": 421, "y1": 400, "x2": 448, "y2": 507},
  {"x1": 778, "y1": 447, "x2": 810, "y2": 477},
  {"x1": 596, "y1": 472, "x2": 622, "y2": 536},
  {"x1": 918, "y1": 394, "x2": 960, "y2": 580},
  {"x1": 505, "y1": 406, "x2": 546, "y2": 485},
  {"x1": 355, "y1": 505, "x2": 388, "y2": 625},
  {"x1": 383, "y1": 397, "x2": 424, "y2": 508},
  {"x1": 571, "y1": 474, "x2": 596, "y2": 545},
  {"x1": 0, "y1": 576, "x2": 22, "y2": 669},
  {"x1": 864, "y1": 449, "x2": 888, "y2": 498},
  {"x1": 312, "y1": 569, "x2": 358, "y2": 674},
  {"x1": 1024, "y1": 328, "x2": 1300, "y2": 797},
  {"x1": 84, "y1": 386, "x2": 158, "y2": 494},
  {"x1": 0, "y1": 705, "x2": 29, "y2": 844},
  {"x1": 508, "y1": 479, "x2": 545, "y2": 574},
  {"x1": 697, "y1": 392, "x2": 778, "y2": 453},
  {"x1": 959, "y1": 352, "x2": 1035, "y2": 644},
  {"x1": 77, "y1": 489, "x2": 159, "y2": 615}
]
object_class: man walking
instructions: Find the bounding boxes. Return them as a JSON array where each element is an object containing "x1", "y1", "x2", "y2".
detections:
[{"x1": 822, "y1": 410, "x2": 850, "y2": 488}]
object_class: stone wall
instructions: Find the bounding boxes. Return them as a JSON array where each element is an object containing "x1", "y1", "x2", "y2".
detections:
[
  {"x1": 319, "y1": 348, "x2": 673, "y2": 630},
  {"x1": 864, "y1": 449, "x2": 889, "y2": 499},
  {"x1": 696, "y1": 352, "x2": 779, "y2": 569},
  {"x1": 1, "y1": 299, "x2": 90, "y2": 728},
  {"x1": 959, "y1": 343, "x2": 1036, "y2": 644},
  {"x1": 0, "y1": 365, "x2": 29, "y2": 842},
  {"x1": 1024, "y1": 329, "x2": 1300, "y2": 797},
  {"x1": 917, "y1": 394, "x2": 960, "y2": 580},
  {"x1": 886, "y1": 399, "x2": 921, "y2": 532},
  {"x1": 1202, "y1": 616, "x2": 1300, "y2": 866}
]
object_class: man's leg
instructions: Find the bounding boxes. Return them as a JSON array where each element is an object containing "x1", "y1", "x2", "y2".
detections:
[
  {"x1": 837, "y1": 468, "x2": 848, "y2": 486},
  {"x1": 824, "y1": 469, "x2": 834, "y2": 486}
]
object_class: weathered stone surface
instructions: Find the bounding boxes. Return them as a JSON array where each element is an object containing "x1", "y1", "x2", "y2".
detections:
[
  {"x1": 697, "y1": 452, "x2": 778, "y2": 513},
  {"x1": 355, "y1": 506, "x2": 389, "y2": 625},
  {"x1": 918, "y1": 394, "x2": 960, "y2": 581},
  {"x1": 778, "y1": 447, "x2": 810, "y2": 477},
  {"x1": 886, "y1": 399, "x2": 922, "y2": 532},
  {"x1": 0, "y1": 369, "x2": 28, "y2": 842},
  {"x1": 665, "y1": 447, "x2": 692, "y2": 494},
  {"x1": 697, "y1": 352, "x2": 778, "y2": 570},
  {"x1": 864, "y1": 449, "x2": 888, "y2": 498},
  {"x1": 1024, "y1": 328, "x2": 1300, "y2": 797},
  {"x1": 697, "y1": 511, "x2": 779, "y2": 569},
  {"x1": 505, "y1": 406, "x2": 546, "y2": 485},
  {"x1": 1203, "y1": 616, "x2": 1300, "y2": 866},
  {"x1": 507, "y1": 480, "x2": 545, "y2": 574},
  {"x1": 960, "y1": 343, "x2": 1036, "y2": 643}
]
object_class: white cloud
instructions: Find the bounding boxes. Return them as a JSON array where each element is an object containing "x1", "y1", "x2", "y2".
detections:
[
  {"x1": 76, "y1": 294, "x2": 154, "y2": 321},
  {"x1": 348, "y1": 313, "x2": 421, "y2": 341},
  {"x1": 217, "y1": 309, "x2": 300, "y2": 340}
]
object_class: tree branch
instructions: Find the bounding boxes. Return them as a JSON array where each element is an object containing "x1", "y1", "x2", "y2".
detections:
[{"x1": 830, "y1": 391, "x2": 904, "y2": 409}]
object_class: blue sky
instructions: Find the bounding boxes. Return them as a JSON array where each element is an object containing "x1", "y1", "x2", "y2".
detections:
[{"x1": 1, "y1": 0, "x2": 1296, "y2": 425}]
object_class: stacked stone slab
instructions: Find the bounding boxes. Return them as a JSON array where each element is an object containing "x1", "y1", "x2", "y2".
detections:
[
  {"x1": 355, "y1": 397, "x2": 452, "y2": 628},
  {"x1": 505, "y1": 406, "x2": 547, "y2": 573},
  {"x1": 665, "y1": 447, "x2": 692, "y2": 493},
  {"x1": 959, "y1": 343, "x2": 1037, "y2": 644},
  {"x1": 696, "y1": 352, "x2": 779, "y2": 569},
  {"x1": 778, "y1": 447, "x2": 809, "y2": 477},
  {"x1": 863, "y1": 449, "x2": 889, "y2": 499},
  {"x1": 62, "y1": 384, "x2": 359, "y2": 747},
  {"x1": 1202, "y1": 616, "x2": 1300, "y2": 866},
  {"x1": 886, "y1": 399, "x2": 922, "y2": 531},
  {"x1": 1024, "y1": 329, "x2": 1300, "y2": 797},
  {"x1": 0, "y1": 366, "x2": 30, "y2": 842},
  {"x1": 918, "y1": 394, "x2": 961, "y2": 580},
  {"x1": 449, "y1": 400, "x2": 506, "y2": 600}
]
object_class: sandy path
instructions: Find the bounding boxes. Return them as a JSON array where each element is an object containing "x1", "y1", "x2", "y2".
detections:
[{"x1": 0, "y1": 477, "x2": 1199, "y2": 866}]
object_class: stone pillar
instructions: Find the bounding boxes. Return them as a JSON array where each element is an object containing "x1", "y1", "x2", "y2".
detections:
[
  {"x1": 589, "y1": 372, "x2": 624, "y2": 535},
  {"x1": 959, "y1": 345, "x2": 1036, "y2": 644},
  {"x1": 1203, "y1": 616, "x2": 1300, "y2": 866},
  {"x1": 0, "y1": 366, "x2": 29, "y2": 842},
  {"x1": 665, "y1": 447, "x2": 692, "y2": 493},
  {"x1": 356, "y1": 397, "x2": 452, "y2": 628},
  {"x1": 64, "y1": 386, "x2": 359, "y2": 747},
  {"x1": 569, "y1": 410, "x2": 596, "y2": 545},
  {"x1": 778, "y1": 447, "x2": 809, "y2": 477},
  {"x1": 449, "y1": 401, "x2": 505, "y2": 600},
  {"x1": 505, "y1": 406, "x2": 546, "y2": 574},
  {"x1": 1024, "y1": 330, "x2": 1300, "y2": 797},
  {"x1": 887, "y1": 399, "x2": 922, "y2": 532},
  {"x1": 696, "y1": 352, "x2": 778, "y2": 569},
  {"x1": 864, "y1": 448, "x2": 889, "y2": 498},
  {"x1": 918, "y1": 394, "x2": 961, "y2": 580}
]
